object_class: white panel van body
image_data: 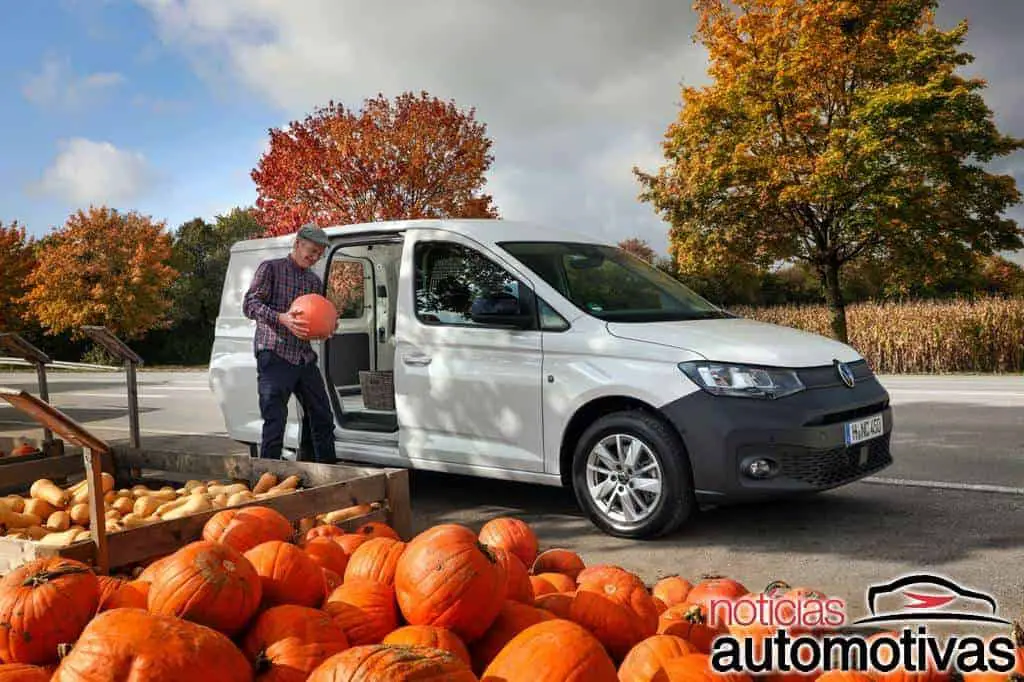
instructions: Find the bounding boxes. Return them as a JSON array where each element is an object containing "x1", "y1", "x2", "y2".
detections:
[{"x1": 209, "y1": 219, "x2": 893, "y2": 538}]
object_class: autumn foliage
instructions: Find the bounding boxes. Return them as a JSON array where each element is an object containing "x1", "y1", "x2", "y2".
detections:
[
  {"x1": 636, "y1": 0, "x2": 1024, "y2": 343},
  {"x1": 251, "y1": 91, "x2": 499, "y2": 235},
  {"x1": 0, "y1": 221, "x2": 36, "y2": 332},
  {"x1": 21, "y1": 206, "x2": 177, "y2": 340}
]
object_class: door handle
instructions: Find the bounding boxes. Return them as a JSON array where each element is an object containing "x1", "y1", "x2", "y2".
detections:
[{"x1": 402, "y1": 353, "x2": 432, "y2": 366}]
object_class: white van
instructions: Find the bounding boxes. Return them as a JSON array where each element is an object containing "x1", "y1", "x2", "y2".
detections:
[{"x1": 209, "y1": 218, "x2": 893, "y2": 538}]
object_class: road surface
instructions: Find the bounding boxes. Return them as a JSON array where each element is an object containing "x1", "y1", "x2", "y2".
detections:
[{"x1": 1, "y1": 369, "x2": 1022, "y2": 630}]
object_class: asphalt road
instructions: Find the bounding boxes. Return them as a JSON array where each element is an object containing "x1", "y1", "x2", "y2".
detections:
[{"x1": 1, "y1": 369, "x2": 1022, "y2": 631}]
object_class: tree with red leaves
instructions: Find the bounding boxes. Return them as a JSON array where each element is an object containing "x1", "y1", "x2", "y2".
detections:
[
  {"x1": 251, "y1": 91, "x2": 500, "y2": 236},
  {"x1": 618, "y1": 237, "x2": 657, "y2": 264}
]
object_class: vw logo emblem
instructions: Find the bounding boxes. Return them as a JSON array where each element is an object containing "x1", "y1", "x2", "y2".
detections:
[{"x1": 835, "y1": 360, "x2": 855, "y2": 388}]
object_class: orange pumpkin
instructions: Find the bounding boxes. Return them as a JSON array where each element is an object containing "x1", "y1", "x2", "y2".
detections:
[
  {"x1": 655, "y1": 652, "x2": 753, "y2": 682},
  {"x1": 568, "y1": 565, "x2": 660, "y2": 661},
  {"x1": 686, "y1": 576, "x2": 748, "y2": 608},
  {"x1": 480, "y1": 619, "x2": 618, "y2": 681},
  {"x1": 147, "y1": 540, "x2": 262, "y2": 636},
  {"x1": 245, "y1": 540, "x2": 326, "y2": 609},
  {"x1": 529, "y1": 575, "x2": 558, "y2": 598},
  {"x1": 136, "y1": 555, "x2": 172, "y2": 582},
  {"x1": 657, "y1": 602, "x2": 729, "y2": 654},
  {"x1": 354, "y1": 521, "x2": 400, "y2": 540},
  {"x1": 0, "y1": 558, "x2": 99, "y2": 665},
  {"x1": 530, "y1": 548, "x2": 586, "y2": 580},
  {"x1": 333, "y1": 533, "x2": 371, "y2": 555},
  {"x1": 533, "y1": 572, "x2": 576, "y2": 593},
  {"x1": 488, "y1": 546, "x2": 534, "y2": 604},
  {"x1": 653, "y1": 576, "x2": 694, "y2": 608},
  {"x1": 343, "y1": 537, "x2": 406, "y2": 586},
  {"x1": 394, "y1": 523, "x2": 505, "y2": 643},
  {"x1": 382, "y1": 626, "x2": 472, "y2": 666},
  {"x1": 816, "y1": 673, "x2": 875, "y2": 682},
  {"x1": 50, "y1": 607, "x2": 251, "y2": 682},
  {"x1": 203, "y1": 506, "x2": 294, "y2": 553},
  {"x1": 619, "y1": 634, "x2": 700, "y2": 682},
  {"x1": 242, "y1": 604, "x2": 350, "y2": 682},
  {"x1": 0, "y1": 664, "x2": 52, "y2": 681},
  {"x1": 534, "y1": 592, "x2": 574, "y2": 618},
  {"x1": 288, "y1": 294, "x2": 338, "y2": 340},
  {"x1": 309, "y1": 645, "x2": 476, "y2": 681},
  {"x1": 469, "y1": 600, "x2": 555, "y2": 675},
  {"x1": 94, "y1": 576, "x2": 124, "y2": 613},
  {"x1": 324, "y1": 577, "x2": 398, "y2": 646},
  {"x1": 305, "y1": 525, "x2": 346, "y2": 544},
  {"x1": 304, "y1": 537, "x2": 351, "y2": 577},
  {"x1": 322, "y1": 569, "x2": 343, "y2": 594},
  {"x1": 99, "y1": 580, "x2": 149, "y2": 611},
  {"x1": 478, "y1": 517, "x2": 539, "y2": 569}
]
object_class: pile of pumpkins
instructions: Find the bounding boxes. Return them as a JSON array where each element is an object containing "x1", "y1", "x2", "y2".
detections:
[
  {"x1": 0, "y1": 511, "x2": 1020, "y2": 681},
  {"x1": 0, "y1": 472, "x2": 302, "y2": 546},
  {"x1": 0, "y1": 442, "x2": 41, "y2": 459}
]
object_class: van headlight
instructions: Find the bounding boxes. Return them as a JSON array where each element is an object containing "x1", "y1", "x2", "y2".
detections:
[{"x1": 678, "y1": 361, "x2": 805, "y2": 399}]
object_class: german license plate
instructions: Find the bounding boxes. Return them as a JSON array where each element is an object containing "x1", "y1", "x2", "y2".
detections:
[{"x1": 845, "y1": 413, "x2": 884, "y2": 446}]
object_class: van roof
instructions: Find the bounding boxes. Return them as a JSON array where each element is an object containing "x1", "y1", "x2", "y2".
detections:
[{"x1": 229, "y1": 218, "x2": 611, "y2": 252}]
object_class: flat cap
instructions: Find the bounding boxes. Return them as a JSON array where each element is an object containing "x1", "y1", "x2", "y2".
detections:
[{"x1": 296, "y1": 223, "x2": 329, "y2": 247}]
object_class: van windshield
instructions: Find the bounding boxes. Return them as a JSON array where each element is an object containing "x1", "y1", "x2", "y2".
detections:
[{"x1": 498, "y1": 241, "x2": 733, "y2": 323}]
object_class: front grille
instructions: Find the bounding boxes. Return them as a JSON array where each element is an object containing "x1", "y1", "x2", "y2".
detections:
[
  {"x1": 776, "y1": 436, "x2": 892, "y2": 488},
  {"x1": 804, "y1": 400, "x2": 889, "y2": 427}
]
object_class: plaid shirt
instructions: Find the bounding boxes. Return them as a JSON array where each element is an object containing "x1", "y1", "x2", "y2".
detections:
[{"x1": 242, "y1": 256, "x2": 323, "y2": 365}]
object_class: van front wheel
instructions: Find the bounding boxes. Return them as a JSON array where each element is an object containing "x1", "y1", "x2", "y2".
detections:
[{"x1": 571, "y1": 410, "x2": 694, "y2": 539}]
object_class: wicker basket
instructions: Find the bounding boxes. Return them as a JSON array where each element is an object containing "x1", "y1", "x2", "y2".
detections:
[{"x1": 359, "y1": 370, "x2": 395, "y2": 411}]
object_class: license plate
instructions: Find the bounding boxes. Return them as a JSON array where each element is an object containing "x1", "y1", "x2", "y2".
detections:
[{"x1": 845, "y1": 413, "x2": 884, "y2": 446}]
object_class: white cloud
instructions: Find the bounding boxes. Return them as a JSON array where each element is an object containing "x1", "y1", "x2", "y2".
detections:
[
  {"x1": 35, "y1": 139, "x2": 156, "y2": 205},
  {"x1": 22, "y1": 54, "x2": 125, "y2": 109},
  {"x1": 134, "y1": 0, "x2": 709, "y2": 253}
]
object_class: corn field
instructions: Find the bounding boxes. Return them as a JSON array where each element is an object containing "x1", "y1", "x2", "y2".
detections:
[{"x1": 728, "y1": 296, "x2": 1024, "y2": 374}]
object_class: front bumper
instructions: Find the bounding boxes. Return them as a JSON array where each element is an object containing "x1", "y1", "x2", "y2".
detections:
[{"x1": 659, "y1": 359, "x2": 894, "y2": 503}]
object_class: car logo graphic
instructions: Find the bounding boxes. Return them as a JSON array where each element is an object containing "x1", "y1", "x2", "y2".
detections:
[
  {"x1": 835, "y1": 360, "x2": 856, "y2": 388},
  {"x1": 851, "y1": 573, "x2": 1011, "y2": 626}
]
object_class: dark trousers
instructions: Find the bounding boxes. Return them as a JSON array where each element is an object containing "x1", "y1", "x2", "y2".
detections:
[{"x1": 256, "y1": 349, "x2": 337, "y2": 464}]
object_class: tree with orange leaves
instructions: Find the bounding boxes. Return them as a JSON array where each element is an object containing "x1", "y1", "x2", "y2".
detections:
[
  {"x1": 636, "y1": 0, "x2": 1023, "y2": 343},
  {"x1": 618, "y1": 237, "x2": 657, "y2": 264},
  {"x1": 0, "y1": 220, "x2": 36, "y2": 332},
  {"x1": 22, "y1": 206, "x2": 178, "y2": 340},
  {"x1": 252, "y1": 91, "x2": 499, "y2": 235}
]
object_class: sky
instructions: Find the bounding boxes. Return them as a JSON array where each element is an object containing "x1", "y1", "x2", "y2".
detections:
[{"x1": 2, "y1": 0, "x2": 1022, "y2": 264}]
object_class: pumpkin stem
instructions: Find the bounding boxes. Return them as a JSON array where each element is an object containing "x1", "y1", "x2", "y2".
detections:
[
  {"x1": 476, "y1": 541, "x2": 497, "y2": 564},
  {"x1": 57, "y1": 642, "x2": 75, "y2": 659},
  {"x1": 763, "y1": 580, "x2": 791, "y2": 595},
  {"x1": 684, "y1": 604, "x2": 707, "y2": 624},
  {"x1": 1011, "y1": 619, "x2": 1023, "y2": 647},
  {"x1": 23, "y1": 565, "x2": 90, "y2": 587},
  {"x1": 254, "y1": 650, "x2": 272, "y2": 674}
]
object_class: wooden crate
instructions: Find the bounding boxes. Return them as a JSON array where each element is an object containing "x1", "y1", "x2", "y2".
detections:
[{"x1": 0, "y1": 387, "x2": 412, "y2": 576}]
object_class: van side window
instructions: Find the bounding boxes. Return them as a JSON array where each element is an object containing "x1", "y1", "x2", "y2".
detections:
[
  {"x1": 326, "y1": 259, "x2": 368, "y2": 319},
  {"x1": 538, "y1": 299, "x2": 570, "y2": 332},
  {"x1": 414, "y1": 241, "x2": 536, "y2": 329}
]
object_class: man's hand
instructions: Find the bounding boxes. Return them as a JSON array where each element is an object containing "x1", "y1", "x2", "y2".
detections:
[{"x1": 278, "y1": 311, "x2": 311, "y2": 340}]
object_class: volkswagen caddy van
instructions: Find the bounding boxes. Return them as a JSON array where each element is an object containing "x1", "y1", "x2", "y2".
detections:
[{"x1": 209, "y1": 218, "x2": 893, "y2": 538}]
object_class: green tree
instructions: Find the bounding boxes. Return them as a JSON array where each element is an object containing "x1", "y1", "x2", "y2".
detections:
[
  {"x1": 635, "y1": 0, "x2": 1024, "y2": 343},
  {"x1": 156, "y1": 207, "x2": 263, "y2": 362}
]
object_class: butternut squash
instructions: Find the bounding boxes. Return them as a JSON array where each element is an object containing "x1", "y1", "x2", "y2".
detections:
[
  {"x1": 155, "y1": 497, "x2": 191, "y2": 516},
  {"x1": 37, "y1": 527, "x2": 82, "y2": 546},
  {"x1": 207, "y1": 483, "x2": 248, "y2": 497},
  {"x1": 0, "y1": 508, "x2": 42, "y2": 529},
  {"x1": 69, "y1": 503, "x2": 91, "y2": 526},
  {"x1": 120, "y1": 513, "x2": 156, "y2": 529},
  {"x1": 23, "y1": 498, "x2": 57, "y2": 520},
  {"x1": 190, "y1": 485, "x2": 209, "y2": 496},
  {"x1": 133, "y1": 496, "x2": 161, "y2": 518},
  {"x1": 46, "y1": 511, "x2": 71, "y2": 531},
  {"x1": 112, "y1": 496, "x2": 135, "y2": 515},
  {"x1": 226, "y1": 491, "x2": 255, "y2": 507},
  {"x1": 70, "y1": 473, "x2": 116, "y2": 504},
  {"x1": 139, "y1": 489, "x2": 177, "y2": 503},
  {"x1": 1, "y1": 495, "x2": 26, "y2": 513},
  {"x1": 322, "y1": 504, "x2": 373, "y2": 524},
  {"x1": 252, "y1": 472, "x2": 278, "y2": 494},
  {"x1": 30, "y1": 479, "x2": 68, "y2": 508},
  {"x1": 268, "y1": 475, "x2": 300, "y2": 493},
  {"x1": 24, "y1": 525, "x2": 50, "y2": 540},
  {"x1": 161, "y1": 495, "x2": 212, "y2": 520}
]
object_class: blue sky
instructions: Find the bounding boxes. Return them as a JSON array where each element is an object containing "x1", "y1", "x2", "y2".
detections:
[
  {"x1": 1, "y1": 1, "x2": 269, "y2": 237},
  {"x1": 2, "y1": 0, "x2": 1022, "y2": 265}
]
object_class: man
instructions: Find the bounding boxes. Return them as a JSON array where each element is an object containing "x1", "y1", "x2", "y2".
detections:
[{"x1": 242, "y1": 223, "x2": 337, "y2": 464}]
